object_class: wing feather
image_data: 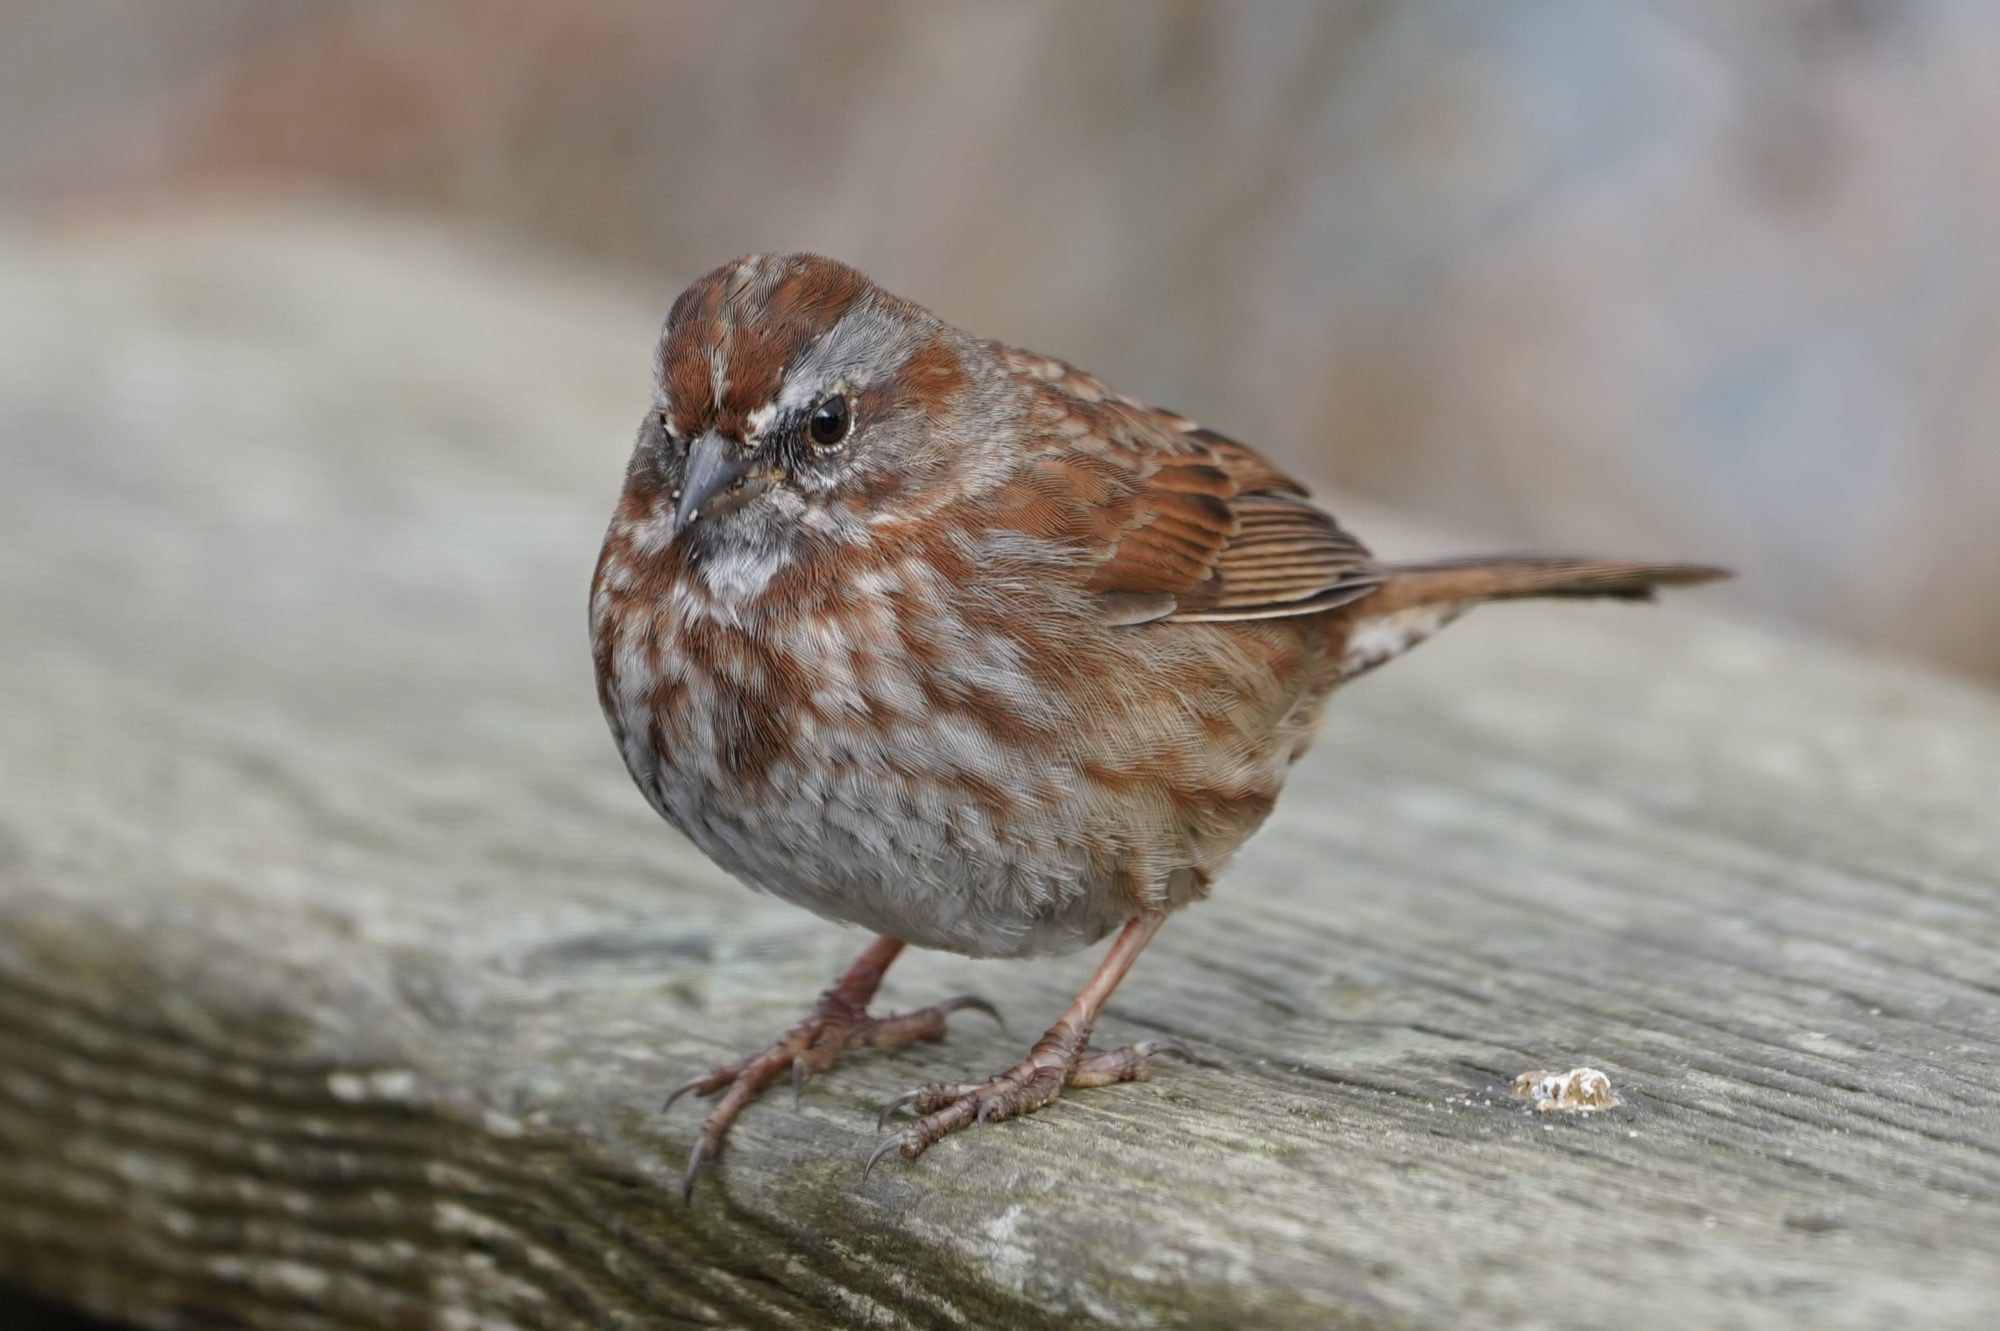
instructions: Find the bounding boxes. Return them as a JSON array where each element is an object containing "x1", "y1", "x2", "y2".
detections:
[{"x1": 994, "y1": 347, "x2": 1381, "y2": 625}]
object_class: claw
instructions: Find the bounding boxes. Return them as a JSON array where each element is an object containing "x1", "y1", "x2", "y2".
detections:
[
  {"x1": 661, "y1": 1072, "x2": 716, "y2": 1114},
  {"x1": 876, "y1": 1086, "x2": 925, "y2": 1131},
  {"x1": 939, "y1": 993, "x2": 1006, "y2": 1033},
  {"x1": 861, "y1": 1131, "x2": 908, "y2": 1183},
  {"x1": 1133, "y1": 1037, "x2": 1200, "y2": 1065},
  {"x1": 657, "y1": 964, "x2": 1000, "y2": 1193},
  {"x1": 680, "y1": 1135, "x2": 708, "y2": 1204}
]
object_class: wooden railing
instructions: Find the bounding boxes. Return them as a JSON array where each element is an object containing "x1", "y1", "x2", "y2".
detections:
[{"x1": 3, "y1": 214, "x2": 1997, "y2": 1330}]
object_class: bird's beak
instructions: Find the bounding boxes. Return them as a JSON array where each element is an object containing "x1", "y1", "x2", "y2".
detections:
[{"x1": 675, "y1": 431, "x2": 753, "y2": 530}]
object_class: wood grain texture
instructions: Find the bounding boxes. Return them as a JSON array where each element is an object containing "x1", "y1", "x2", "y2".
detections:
[{"x1": 1, "y1": 213, "x2": 1997, "y2": 1330}]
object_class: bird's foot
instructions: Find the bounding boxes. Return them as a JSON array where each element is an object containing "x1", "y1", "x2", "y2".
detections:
[
  {"x1": 664, "y1": 989, "x2": 999, "y2": 1200},
  {"x1": 867, "y1": 1032, "x2": 1194, "y2": 1179}
]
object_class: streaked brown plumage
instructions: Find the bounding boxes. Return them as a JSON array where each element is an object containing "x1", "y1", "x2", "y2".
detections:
[{"x1": 589, "y1": 253, "x2": 1726, "y2": 1196}]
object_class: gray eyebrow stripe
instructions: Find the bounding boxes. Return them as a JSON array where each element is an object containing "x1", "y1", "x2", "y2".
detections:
[{"x1": 775, "y1": 297, "x2": 924, "y2": 414}]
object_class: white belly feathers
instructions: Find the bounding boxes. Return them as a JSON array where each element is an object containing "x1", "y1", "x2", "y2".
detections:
[{"x1": 600, "y1": 553, "x2": 1130, "y2": 959}]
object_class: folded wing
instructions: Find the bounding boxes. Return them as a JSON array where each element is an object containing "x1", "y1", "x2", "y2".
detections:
[{"x1": 995, "y1": 350, "x2": 1381, "y2": 626}]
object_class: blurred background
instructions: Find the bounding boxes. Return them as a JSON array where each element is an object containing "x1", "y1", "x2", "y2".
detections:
[{"x1": 3, "y1": 0, "x2": 1997, "y2": 677}]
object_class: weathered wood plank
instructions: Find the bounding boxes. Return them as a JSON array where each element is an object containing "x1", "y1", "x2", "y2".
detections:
[{"x1": 2, "y1": 213, "x2": 1997, "y2": 1330}]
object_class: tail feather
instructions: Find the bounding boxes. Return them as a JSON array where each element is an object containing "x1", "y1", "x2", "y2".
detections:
[
  {"x1": 1329, "y1": 555, "x2": 1727, "y2": 681},
  {"x1": 1367, "y1": 555, "x2": 1730, "y2": 612}
]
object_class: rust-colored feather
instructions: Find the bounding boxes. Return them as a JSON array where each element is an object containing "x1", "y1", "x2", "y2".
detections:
[
  {"x1": 593, "y1": 253, "x2": 1734, "y2": 1193},
  {"x1": 1000, "y1": 357, "x2": 1381, "y2": 624}
]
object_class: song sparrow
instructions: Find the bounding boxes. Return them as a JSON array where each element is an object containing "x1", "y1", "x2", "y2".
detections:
[{"x1": 590, "y1": 253, "x2": 1726, "y2": 1198}]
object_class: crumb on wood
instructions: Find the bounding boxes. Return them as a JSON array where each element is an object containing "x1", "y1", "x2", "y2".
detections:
[{"x1": 1513, "y1": 1067, "x2": 1621, "y2": 1113}]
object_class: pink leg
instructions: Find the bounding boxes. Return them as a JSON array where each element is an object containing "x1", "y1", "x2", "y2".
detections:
[
  {"x1": 664, "y1": 934, "x2": 998, "y2": 1200},
  {"x1": 868, "y1": 914, "x2": 1192, "y2": 1177}
]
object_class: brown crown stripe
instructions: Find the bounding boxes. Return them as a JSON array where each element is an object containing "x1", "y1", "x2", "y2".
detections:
[{"x1": 659, "y1": 254, "x2": 877, "y2": 440}]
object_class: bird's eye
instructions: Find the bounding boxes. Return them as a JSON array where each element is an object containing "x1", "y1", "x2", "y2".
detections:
[{"x1": 807, "y1": 394, "x2": 850, "y2": 450}]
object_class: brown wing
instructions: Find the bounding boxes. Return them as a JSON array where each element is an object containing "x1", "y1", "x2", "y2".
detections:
[{"x1": 995, "y1": 347, "x2": 1381, "y2": 625}]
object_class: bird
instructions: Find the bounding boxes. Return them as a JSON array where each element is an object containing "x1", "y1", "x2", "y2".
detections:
[{"x1": 588, "y1": 252, "x2": 1728, "y2": 1199}]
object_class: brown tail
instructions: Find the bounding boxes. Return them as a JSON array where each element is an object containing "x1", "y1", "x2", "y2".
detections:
[{"x1": 1366, "y1": 556, "x2": 1731, "y2": 613}]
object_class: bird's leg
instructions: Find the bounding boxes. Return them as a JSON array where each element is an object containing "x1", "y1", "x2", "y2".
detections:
[
  {"x1": 663, "y1": 934, "x2": 999, "y2": 1200},
  {"x1": 869, "y1": 914, "x2": 1191, "y2": 1177}
]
